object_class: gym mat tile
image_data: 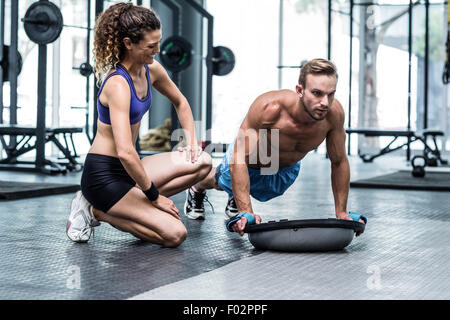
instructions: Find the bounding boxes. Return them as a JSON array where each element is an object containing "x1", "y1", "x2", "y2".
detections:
[
  {"x1": 350, "y1": 171, "x2": 450, "y2": 191},
  {"x1": 0, "y1": 191, "x2": 260, "y2": 300},
  {"x1": 0, "y1": 180, "x2": 80, "y2": 200}
]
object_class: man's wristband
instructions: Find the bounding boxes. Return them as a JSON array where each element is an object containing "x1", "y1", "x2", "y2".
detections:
[
  {"x1": 143, "y1": 183, "x2": 159, "y2": 201},
  {"x1": 226, "y1": 212, "x2": 256, "y2": 232}
]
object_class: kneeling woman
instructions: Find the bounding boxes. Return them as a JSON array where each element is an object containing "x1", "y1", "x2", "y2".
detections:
[{"x1": 66, "y1": 3, "x2": 211, "y2": 246}]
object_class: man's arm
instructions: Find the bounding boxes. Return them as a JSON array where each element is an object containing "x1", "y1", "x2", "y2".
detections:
[
  {"x1": 229, "y1": 125, "x2": 257, "y2": 215},
  {"x1": 325, "y1": 100, "x2": 350, "y2": 219},
  {"x1": 229, "y1": 93, "x2": 281, "y2": 235}
]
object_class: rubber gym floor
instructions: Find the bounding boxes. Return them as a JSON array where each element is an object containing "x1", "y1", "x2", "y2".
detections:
[{"x1": 0, "y1": 151, "x2": 449, "y2": 300}]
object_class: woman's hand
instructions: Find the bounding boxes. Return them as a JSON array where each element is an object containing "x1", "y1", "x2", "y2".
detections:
[
  {"x1": 178, "y1": 144, "x2": 203, "y2": 163},
  {"x1": 151, "y1": 195, "x2": 180, "y2": 219}
]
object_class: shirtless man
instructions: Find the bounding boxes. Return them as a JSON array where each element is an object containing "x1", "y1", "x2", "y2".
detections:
[{"x1": 184, "y1": 58, "x2": 366, "y2": 236}]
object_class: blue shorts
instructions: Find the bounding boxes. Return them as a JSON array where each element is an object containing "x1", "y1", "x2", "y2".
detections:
[{"x1": 215, "y1": 144, "x2": 301, "y2": 202}]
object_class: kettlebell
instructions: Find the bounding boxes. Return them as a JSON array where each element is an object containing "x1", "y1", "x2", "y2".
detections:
[{"x1": 411, "y1": 155, "x2": 426, "y2": 178}]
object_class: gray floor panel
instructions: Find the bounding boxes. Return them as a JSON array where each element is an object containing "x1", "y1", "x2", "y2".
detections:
[
  {"x1": 0, "y1": 191, "x2": 259, "y2": 300},
  {"x1": 1, "y1": 152, "x2": 449, "y2": 300},
  {"x1": 131, "y1": 216, "x2": 450, "y2": 300}
]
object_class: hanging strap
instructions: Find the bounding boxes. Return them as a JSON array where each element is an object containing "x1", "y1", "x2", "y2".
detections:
[{"x1": 443, "y1": 1, "x2": 450, "y2": 84}]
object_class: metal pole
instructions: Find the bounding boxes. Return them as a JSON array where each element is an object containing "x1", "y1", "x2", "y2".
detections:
[
  {"x1": 407, "y1": 0, "x2": 412, "y2": 161},
  {"x1": 159, "y1": 0, "x2": 181, "y2": 86},
  {"x1": 424, "y1": 0, "x2": 429, "y2": 129},
  {"x1": 205, "y1": 13, "x2": 213, "y2": 147},
  {"x1": 36, "y1": 43, "x2": 47, "y2": 171},
  {"x1": 181, "y1": 0, "x2": 213, "y2": 146},
  {"x1": 0, "y1": 0, "x2": 4, "y2": 125},
  {"x1": 159, "y1": 0, "x2": 182, "y2": 144},
  {"x1": 443, "y1": 0, "x2": 449, "y2": 153},
  {"x1": 278, "y1": 0, "x2": 283, "y2": 90},
  {"x1": 85, "y1": 0, "x2": 92, "y2": 143},
  {"x1": 347, "y1": 0, "x2": 354, "y2": 156},
  {"x1": 9, "y1": 0, "x2": 18, "y2": 125},
  {"x1": 9, "y1": 0, "x2": 19, "y2": 149},
  {"x1": 357, "y1": 3, "x2": 367, "y2": 154},
  {"x1": 92, "y1": 0, "x2": 104, "y2": 140},
  {"x1": 51, "y1": 1, "x2": 61, "y2": 157},
  {"x1": 327, "y1": 0, "x2": 332, "y2": 60}
]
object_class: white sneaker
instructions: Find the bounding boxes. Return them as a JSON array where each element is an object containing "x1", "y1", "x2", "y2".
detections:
[{"x1": 66, "y1": 191, "x2": 100, "y2": 243}]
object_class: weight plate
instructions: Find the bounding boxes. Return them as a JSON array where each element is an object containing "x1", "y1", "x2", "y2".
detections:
[
  {"x1": 1, "y1": 45, "x2": 23, "y2": 82},
  {"x1": 79, "y1": 62, "x2": 93, "y2": 77},
  {"x1": 212, "y1": 46, "x2": 235, "y2": 76},
  {"x1": 160, "y1": 36, "x2": 192, "y2": 73},
  {"x1": 23, "y1": 1, "x2": 63, "y2": 45}
]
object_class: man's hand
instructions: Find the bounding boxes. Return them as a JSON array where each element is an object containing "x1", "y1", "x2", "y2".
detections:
[
  {"x1": 151, "y1": 195, "x2": 180, "y2": 220},
  {"x1": 337, "y1": 212, "x2": 365, "y2": 236},
  {"x1": 232, "y1": 213, "x2": 262, "y2": 236},
  {"x1": 178, "y1": 144, "x2": 203, "y2": 163}
]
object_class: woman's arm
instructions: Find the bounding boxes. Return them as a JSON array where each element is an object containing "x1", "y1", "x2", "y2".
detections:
[
  {"x1": 106, "y1": 76, "x2": 152, "y2": 190},
  {"x1": 151, "y1": 61, "x2": 201, "y2": 162},
  {"x1": 104, "y1": 75, "x2": 179, "y2": 217}
]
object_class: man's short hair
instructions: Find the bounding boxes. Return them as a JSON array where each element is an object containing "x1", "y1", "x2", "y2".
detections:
[{"x1": 298, "y1": 58, "x2": 338, "y2": 87}]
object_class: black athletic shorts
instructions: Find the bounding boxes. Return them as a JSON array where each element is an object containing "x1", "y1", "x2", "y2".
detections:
[{"x1": 81, "y1": 153, "x2": 136, "y2": 213}]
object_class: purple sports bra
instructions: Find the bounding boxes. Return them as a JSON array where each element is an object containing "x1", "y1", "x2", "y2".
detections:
[{"x1": 97, "y1": 63, "x2": 152, "y2": 125}]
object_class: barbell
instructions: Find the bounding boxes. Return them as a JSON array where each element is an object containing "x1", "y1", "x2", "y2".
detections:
[
  {"x1": 19, "y1": 2, "x2": 235, "y2": 77},
  {"x1": 160, "y1": 35, "x2": 235, "y2": 76},
  {"x1": 1, "y1": 1, "x2": 62, "y2": 82}
]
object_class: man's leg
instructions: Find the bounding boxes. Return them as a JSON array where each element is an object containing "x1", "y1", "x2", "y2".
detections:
[
  {"x1": 184, "y1": 167, "x2": 225, "y2": 220},
  {"x1": 140, "y1": 150, "x2": 212, "y2": 196},
  {"x1": 184, "y1": 142, "x2": 237, "y2": 220},
  {"x1": 186, "y1": 161, "x2": 239, "y2": 219},
  {"x1": 192, "y1": 167, "x2": 222, "y2": 191}
]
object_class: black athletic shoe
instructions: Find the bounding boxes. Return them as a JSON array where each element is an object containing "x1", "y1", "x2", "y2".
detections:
[
  {"x1": 184, "y1": 187, "x2": 207, "y2": 220},
  {"x1": 225, "y1": 194, "x2": 238, "y2": 218}
]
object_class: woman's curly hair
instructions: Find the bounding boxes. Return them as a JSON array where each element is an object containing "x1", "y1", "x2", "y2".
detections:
[{"x1": 93, "y1": 2, "x2": 161, "y2": 85}]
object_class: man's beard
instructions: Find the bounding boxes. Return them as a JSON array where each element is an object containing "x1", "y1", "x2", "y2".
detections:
[{"x1": 302, "y1": 98, "x2": 326, "y2": 121}]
